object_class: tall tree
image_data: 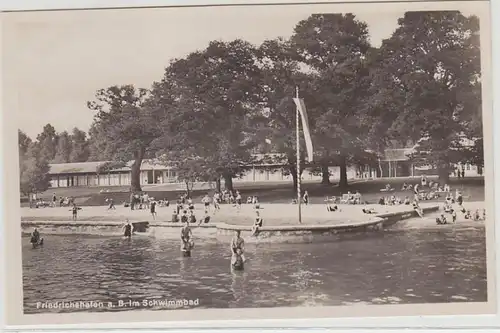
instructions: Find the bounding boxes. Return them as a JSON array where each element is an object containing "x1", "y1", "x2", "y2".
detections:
[
  {"x1": 18, "y1": 130, "x2": 32, "y2": 156},
  {"x1": 370, "y1": 11, "x2": 481, "y2": 182},
  {"x1": 53, "y1": 131, "x2": 72, "y2": 163},
  {"x1": 254, "y1": 38, "x2": 316, "y2": 191},
  {"x1": 69, "y1": 127, "x2": 90, "y2": 162},
  {"x1": 19, "y1": 143, "x2": 51, "y2": 197},
  {"x1": 36, "y1": 123, "x2": 58, "y2": 162},
  {"x1": 87, "y1": 123, "x2": 114, "y2": 162},
  {"x1": 290, "y1": 13, "x2": 373, "y2": 189},
  {"x1": 154, "y1": 40, "x2": 263, "y2": 192},
  {"x1": 87, "y1": 85, "x2": 163, "y2": 192}
]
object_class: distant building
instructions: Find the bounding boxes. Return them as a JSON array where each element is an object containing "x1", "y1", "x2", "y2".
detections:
[
  {"x1": 378, "y1": 146, "x2": 483, "y2": 178},
  {"x1": 47, "y1": 156, "x2": 371, "y2": 189},
  {"x1": 379, "y1": 148, "x2": 416, "y2": 178},
  {"x1": 48, "y1": 160, "x2": 177, "y2": 188},
  {"x1": 47, "y1": 147, "x2": 483, "y2": 189}
]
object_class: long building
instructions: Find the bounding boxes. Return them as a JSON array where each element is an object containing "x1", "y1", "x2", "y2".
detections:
[
  {"x1": 47, "y1": 159, "x2": 370, "y2": 188},
  {"x1": 47, "y1": 149, "x2": 482, "y2": 189}
]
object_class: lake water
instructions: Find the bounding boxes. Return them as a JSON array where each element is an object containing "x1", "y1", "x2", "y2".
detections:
[{"x1": 22, "y1": 220, "x2": 487, "y2": 314}]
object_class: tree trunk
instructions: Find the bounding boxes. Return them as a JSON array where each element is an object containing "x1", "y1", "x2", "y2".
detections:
[
  {"x1": 339, "y1": 153, "x2": 348, "y2": 190},
  {"x1": 130, "y1": 148, "x2": 145, "y2": 193},
  {"x1": 437, "y1": 165, "x2": 450, "y2": 183},
  {"x1": 215, "y1": 177, "x2": 222, "y2": 193},
  {"x1": 290, "y1": 165, "x2": 298, "y2": 192},
  {"x1": 321, "y1": 163, "x2": 331, "y2": 185},
  {"x1": 223, "y1": 173, "x2": 233, "y2": 192}
]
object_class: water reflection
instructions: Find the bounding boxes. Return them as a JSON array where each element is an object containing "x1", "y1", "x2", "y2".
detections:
[{"x1": 22, "y1": 224, "x2": 487, "y2": 313}]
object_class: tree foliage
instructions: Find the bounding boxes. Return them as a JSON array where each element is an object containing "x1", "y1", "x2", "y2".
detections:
[
  {"x1": 87, "y1": 85, "x2": 164, "y2": 192},
  {"x1": 19, "y1": 142, "x2": 51, "y2": 196},
  {"x1": 153, "y1": 40, "x2": 263, "y2": 191},
  {"x1": 291, "y1": 13, "x2": 374, "y2": 188},
  {"x1": 370, "y1": 11, "x2": 481, "y2": 181},
  {"x1": 18, "y1": 10, "x2": 485, "y2": 196}
]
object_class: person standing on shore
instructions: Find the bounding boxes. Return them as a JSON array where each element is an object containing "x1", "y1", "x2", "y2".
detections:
[
  {"x1": 107, "y1": 198, "x2": 116, "y2": 210},
  {"x1": 202, "y1": 194, "x2": 211, "y2": 212},
  {"x1": 213, "y1": 192, "x2": 221, "y2": 211},
  {"x1": 235, "y1": 191, "x2": 242, "y2": 210},
  {"x1": 176, "y1": 198, "x2": 183, "y2": 215},
  {"x1": 70, "y1": 203, "x2": 81, "y2": 221},
  {"x1": 129, "y1": 193, "x2": 135, "y2": 210},
  {"x1": 303, "y1": 191, "x2": 309, "y2": 205},
  {"x1": 150, "y1": 200, "x2": 157, "y2": 220}
]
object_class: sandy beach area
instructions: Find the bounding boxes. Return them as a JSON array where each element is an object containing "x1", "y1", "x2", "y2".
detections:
[{"x1": 18, "y1": 201, "x2": 473, "y2": 227}]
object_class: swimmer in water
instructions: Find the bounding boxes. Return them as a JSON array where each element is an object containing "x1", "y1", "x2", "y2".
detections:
[
  {"x1": 231, "y1": 230, "x2": 246, "y2": 266},
  {"x1": 30, "y1": 228, "x2": 43, "y2": 247},
  {"x1": 123, "y1": 219, "x2": 132, "y2": 239},
  {"x1": 180, "y1": 220, "x2": 194, "y2": 253}
]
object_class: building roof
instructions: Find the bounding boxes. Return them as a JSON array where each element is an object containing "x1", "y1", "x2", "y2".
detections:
[
  {"x1": 49, "y1": 148, "x2": 419, "y2": 175},
  {"x1": 382, "y1": 148, "x2": 415, "y2": 162},
  {"x1": 48, "y1": 162, "x2": 116, "y2": 175}
]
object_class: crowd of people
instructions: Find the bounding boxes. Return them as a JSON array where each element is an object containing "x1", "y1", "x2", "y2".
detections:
[{"x1": 29, "y1": 193, "x2": 77, "y2": 209}]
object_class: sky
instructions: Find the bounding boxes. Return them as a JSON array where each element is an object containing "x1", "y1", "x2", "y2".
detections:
[{"x1": 2, "y1": 3, "x2": 481, "y2": 139}]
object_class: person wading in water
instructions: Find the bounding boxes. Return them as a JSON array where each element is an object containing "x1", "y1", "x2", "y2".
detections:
[
  {"x1": 123, "y1": 219, "x2": 132, "y2": 239},
  {"x1": 231, "y1": 230, "x2": 245, "y2": 270},
  {"x1": 30, "y1": 228, "x2": 43, "y2": 247},
  {"x1": 180, "y1": 220, "x2": 194, "y2": 256}
]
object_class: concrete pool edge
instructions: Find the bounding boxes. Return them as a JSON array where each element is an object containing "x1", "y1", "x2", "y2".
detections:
[{"x1": 21, "y1": 205, "x2": 440, "y2": 240}]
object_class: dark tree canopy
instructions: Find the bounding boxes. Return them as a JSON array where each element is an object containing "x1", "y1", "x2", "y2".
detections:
[
  {"x1": 87, "y1": 85, "x2": 164, "y2": 192},
  {"x1": 153, "y1": 39, "x2": 263, "y2": 191},
  {"x1": 370, "y1": 11, "x2": 481, "y2": 181},
  {"x1": 291, "y1": 13, "x2": 375, "y2": 188},
  {"x1": 18, "y1": 10, "x2": 485, "y2": 198}
]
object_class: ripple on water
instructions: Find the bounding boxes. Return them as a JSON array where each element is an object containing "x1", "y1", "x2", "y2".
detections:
[{"x1": 22, "y1": 226, "x2": 488, "y2": 313}]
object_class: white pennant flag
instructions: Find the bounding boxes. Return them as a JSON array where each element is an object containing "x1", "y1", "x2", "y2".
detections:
[{"x1": 293, "y1": 98, "x2": 314, "y2": 162}]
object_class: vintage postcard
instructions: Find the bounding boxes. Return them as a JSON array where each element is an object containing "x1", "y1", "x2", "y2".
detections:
[{"x1": 1, "y1": 0, "x2": 496, "y2": 327}]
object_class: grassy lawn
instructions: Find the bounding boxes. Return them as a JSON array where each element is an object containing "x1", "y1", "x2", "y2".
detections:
[{"x1": 25, "y1": 176, "x2": 484, "y2": 206}]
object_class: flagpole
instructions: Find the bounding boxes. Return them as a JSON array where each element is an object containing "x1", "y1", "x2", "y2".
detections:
[{"x1": 296, "y1": 86, "x2": 302, "y2": 224}]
